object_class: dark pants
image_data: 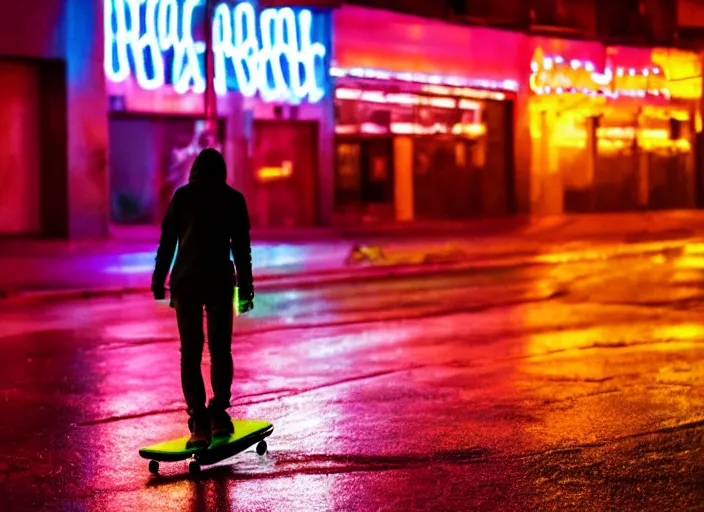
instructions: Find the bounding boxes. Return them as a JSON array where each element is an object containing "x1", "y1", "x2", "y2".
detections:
[{"x1": 174, "y1": 293, "x2": 234, "y2": 418}]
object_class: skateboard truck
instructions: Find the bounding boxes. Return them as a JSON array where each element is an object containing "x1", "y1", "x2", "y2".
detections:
[{"x1": 140, "y1": 420, "x2": 273, "y2": 475}]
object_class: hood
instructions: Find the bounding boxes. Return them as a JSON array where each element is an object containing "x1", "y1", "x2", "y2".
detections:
[{"x1": 189, "y1": 148, "x2": 227, "y2": 184}]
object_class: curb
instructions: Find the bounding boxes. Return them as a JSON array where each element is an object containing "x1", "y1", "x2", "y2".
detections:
[
  {"x1": 0, "y1": 235, "x2": 694, "y2": 304},
  {"x1": 0, "y1": 253, "x2": 545, "y2": 304}
]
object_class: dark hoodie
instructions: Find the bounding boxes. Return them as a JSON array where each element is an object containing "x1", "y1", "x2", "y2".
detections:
[{"x1": 152, "y1": 148, "x2": 253, "y2": 300}]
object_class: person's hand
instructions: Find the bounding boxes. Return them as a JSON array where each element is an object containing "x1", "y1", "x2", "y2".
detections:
[
  {"x1": 237, "y1": 299, "x2": 254, "y2": 315},
  {"x1": 152, "y1": 283, "x2": 166, "y2": 301},
  {"x1": 238, "y1": 283, "x2": 254, "y2": 301},
  {"x1": 237, "y1": 284, "x2": 254, "y2": 314}
]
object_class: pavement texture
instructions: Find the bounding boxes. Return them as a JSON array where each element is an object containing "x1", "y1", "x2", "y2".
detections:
[
  {"x1": 2, "y1": 212, "x2": 704, "y2": 510},
  {"x1": 2, "y1": 211, "x2": 704, "y2": 300}
]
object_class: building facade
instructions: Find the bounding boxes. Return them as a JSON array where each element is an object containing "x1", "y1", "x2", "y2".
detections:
[
  {"x1": 105, "y1": 0, "x2": 335, "y2": 229},
  {"x1": 0, "y1": 0, "x2": 701, "y2": 238},
  {"x1": 529, "y1": 42, "x2": 701, "y2": 214},
  {"x1": 0, "y1": 0, "x2": 108, "y2": 238}
]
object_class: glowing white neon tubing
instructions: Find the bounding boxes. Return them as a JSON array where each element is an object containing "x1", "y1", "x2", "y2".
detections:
[
  {"x1": 231, "y1": 1, "x2": 258, "y2": 98},
  {"x1": 279, "y1": 9, "x2": 302, "y2": 99},
  {"x1": 104, "y1": 0, "x2": 131, "y2": 83},
  {"x1": 590, "y1": 68, "x2": 613, "y2": 87},
  {"x1": 157, "y1": 0, "x2": 178, "y2": 52},
  {"x1": 104, "y1": 0, "x2": 327, "y2": 103},
  {"x1": 331, "y1": 67, "x2": 517, "y2": 96},
  {"x1": 295, "y1": 9, "x2": 326, "y2": 103},
  {"x1": 136, "y1": 0, "x2": 165, "y2": 89},
  {"x1": 173, "y1": 0, "x2": 206, "y2": 94},
  {"x1": 258, "y1": 8, "x2": 284, "y2": 102},
  {"x1": 529, "y1": 55, "x2": 669, "y2": 98},
  {"x1": 212, "y1": 3, "x2": 232, "y2": 96}
]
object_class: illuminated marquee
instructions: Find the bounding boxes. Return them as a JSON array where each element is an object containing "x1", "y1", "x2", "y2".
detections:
[
  {"x1": 530, "y1": 53, "x2": 670, "y2": 99},
  {"x1": 104, "y1": 0, "x2": 328, "y2": 103}
]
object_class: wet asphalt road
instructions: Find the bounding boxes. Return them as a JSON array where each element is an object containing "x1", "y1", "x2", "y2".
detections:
[{"x1": 2, "y1": 241, "x2": 704, "y2": 511}]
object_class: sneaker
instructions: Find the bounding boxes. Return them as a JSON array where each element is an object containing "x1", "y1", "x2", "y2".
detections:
[
  {"x1": 209, "y1": 408, "x2": 235, "y2": 437},
  {"x1": 186, "y1": 414, "x2": 211, "y2": 449}
]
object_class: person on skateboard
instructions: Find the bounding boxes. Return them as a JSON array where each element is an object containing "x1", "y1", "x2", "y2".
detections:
[{"x1": 151, "y1": 147, "x2": 254, "y2": 449}]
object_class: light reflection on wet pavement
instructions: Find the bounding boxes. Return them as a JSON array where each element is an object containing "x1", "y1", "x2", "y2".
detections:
[{"x1": 2, "y1": 242, "x2": 704, "y2": 510}]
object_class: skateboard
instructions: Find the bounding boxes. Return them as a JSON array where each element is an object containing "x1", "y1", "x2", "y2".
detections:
[{"x1": 139, "y1": 419, "x2": 273, "y2": 475}]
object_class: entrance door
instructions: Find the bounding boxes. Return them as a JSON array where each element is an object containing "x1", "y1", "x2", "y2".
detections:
[
  {"x1": 361, "y1": 138, "x2": 394, "y2": 205},
  {"x1": 250, "y1": 122, "x2": 318, "y2": 228},
  {"x1": 334, "y1": 141, "x2": 363, "y2": 212},
  {"x1": 333, "y1": 137, "x2": 394, "y2": 222},
  {"x1": 0, "y1": 61, "x2": 40, "y2": 234}
]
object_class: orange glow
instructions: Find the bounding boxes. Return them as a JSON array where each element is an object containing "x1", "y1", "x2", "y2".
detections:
[
  {"x1": 651, "y1": 48, "x2": 702, "y2": 100},
  {"x1": 421, "y1": 85, "x2": 506, "y2": 101},
  {"x1": 257, "y1": 161, "x2": 293, "y2": 182},
  {"x1": 530, "y1": 108, "x2": 692, "y2": 154},
  {"x1": 528, "y1": 48, "x2": 702, "y2": 101},
  {"x1": 549, "y1": 125, "x2": 691, "y2": 153},
  {"x1": 451, "y1": 123, "x2": 487, "y2": 137},
  {"x1": 335, "y1": 122, "x2": 487, "y2": 138},
  {"x1": 530, "y1": 52, "x2": 670, "y2": 98},
  {"x1": 388, "y1": 122, "x2": 448, "y2": 135}
]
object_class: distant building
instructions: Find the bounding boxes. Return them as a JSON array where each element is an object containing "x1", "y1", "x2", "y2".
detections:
[{"x1": 0, "y1": 0, "x2": 701, "y2": 238}]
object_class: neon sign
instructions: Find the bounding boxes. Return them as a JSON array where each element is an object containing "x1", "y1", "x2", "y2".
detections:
[
  {"x1": 104, "y1": 0, "x2": 328, "y2": 103},
  {"x1": 257, "y1": 161, "x2": 293, "y2": 182},
  {"x1": 530, "y1": 54, "x2": 670, "y2": 99},
  {"x1": 334, "y1": 88, "x2": 483, "y2": 111},
  {"x1": 331, "y1": 67, "x2": 518, "y2": 96}
]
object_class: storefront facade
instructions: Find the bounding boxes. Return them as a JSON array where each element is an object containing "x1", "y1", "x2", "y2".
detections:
[
  {"x1": 105, "y1": 0, "x2": 334, "y2": 228},
  {"x1": 528, "y1": 39, "x2": 702, "y2": 214},
  {"x1": 1, "y1": 1, "x2": 702, "y2": 239},
  {"x1": 0, "y1": 0, "x2": 107, "y2": 238},
  {"x1": 331, "y1": 5, "x2": 528, "y2": 223},
  {"x1": 103, "y1": 1, "x2": 534, "y2": 229},
  {"x1": 331, "y1": 4, "x2": 704, "y2": 221}
]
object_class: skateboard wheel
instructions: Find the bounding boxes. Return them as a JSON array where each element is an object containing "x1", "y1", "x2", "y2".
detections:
[
  {"x1": 188, "y1": 460, "x2": 200, "y2": 474},
  {"x1": 256, "y1": 441, "x2": 267, "y2": 456},
  {"x1": 148, "y1": 460, "x2": 159, "y2": 475}
]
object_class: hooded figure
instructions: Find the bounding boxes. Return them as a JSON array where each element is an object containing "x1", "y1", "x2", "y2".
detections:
[
  {"x1": 153, "y1": 148, "x2": 252, "y2": 297},
  {"x1": 152, "y1": 148, "x2": 253, "y2": 448},
  {"x1": 188, "y1": 146, "x2": 227, "y2": 184}
]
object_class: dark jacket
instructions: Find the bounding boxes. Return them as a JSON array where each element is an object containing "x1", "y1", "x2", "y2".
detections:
[{"x1": 152, "y1": 148, "x2": 253, "y2": 300}]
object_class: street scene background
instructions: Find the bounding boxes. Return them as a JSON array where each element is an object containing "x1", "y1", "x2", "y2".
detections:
[{"x1": 2, "y1": 212, "x2": 704, "y2": 510}]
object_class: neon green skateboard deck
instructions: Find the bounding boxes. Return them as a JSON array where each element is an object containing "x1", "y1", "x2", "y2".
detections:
[{"x1": 139, "y1": 419, "x2": 273, "y2": 474}]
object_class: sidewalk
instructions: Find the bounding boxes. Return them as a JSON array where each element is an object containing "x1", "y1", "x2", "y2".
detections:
[
  {"x1": 108, "y1": 210, "x2": 704, "y2": 243},
  {"x1": 1, "y1": 211, "x2": 703, "y2": 301},
  {"x1": 0, "y1": 237, "x2": 535, "y2": 301}
]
